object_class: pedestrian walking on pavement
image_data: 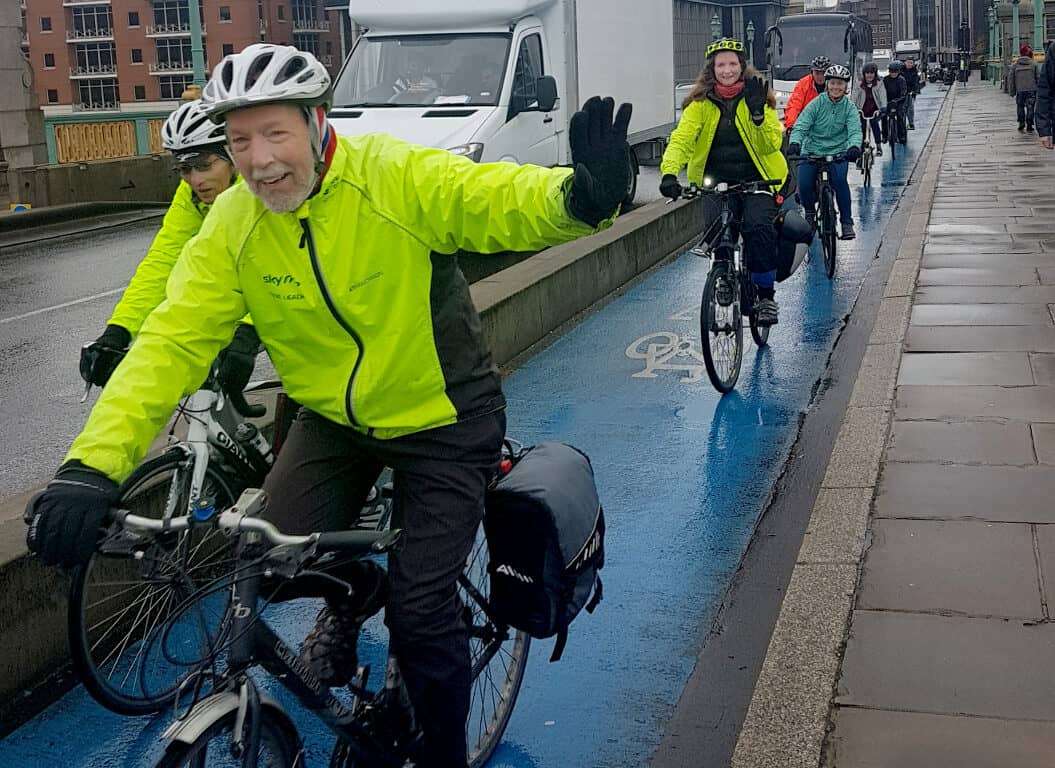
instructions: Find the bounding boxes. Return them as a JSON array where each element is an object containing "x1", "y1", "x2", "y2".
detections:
[
  {"x1": 1037, "y1": 41, "x2": 1055, "y2": 149},
  {"x1": 1008, "y1": 45, "x2": 1040, "y2": 132}
]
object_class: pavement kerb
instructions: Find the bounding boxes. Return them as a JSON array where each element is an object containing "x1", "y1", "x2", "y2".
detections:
[
  {"x1": 0, "y1": 195, "x2": 703, "y2": 732},
  {"x1": 728, "y1": 85, "x2": 956, "y2": 768},
  {"x1": 0, "y1": 202, "x2": 168, "y2": 232}
]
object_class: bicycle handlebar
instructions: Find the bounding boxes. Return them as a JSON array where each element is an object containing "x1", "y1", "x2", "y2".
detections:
[
  {"x1": 677, "y1": 178, "x2": 783, "y2": 200},
  {"x1": 786, "y1": 153, "x2": 849, "y2": 164}
]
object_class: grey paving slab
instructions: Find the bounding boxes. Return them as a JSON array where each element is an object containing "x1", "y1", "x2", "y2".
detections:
[
  {"x1": 837, "y1": 611, "x2": 1055, "y2": 719},
  {"x1": 1034, "y1": 525, "x2": 1055, "y2": 612},
  {"x1": 927, "y1": 223, "x2": 1007, "y2": 236},
  {"x1": 1007, "y1": 225, "x2": 1055, "y2": 235},
  {"x1": 923, "y1": 252, "x2": 1055, "y2": 269},
  {"x1": 828, "y1": 709, "x2": 1055, "y2": 768},
  {"x1": 821, "y1": 407, "x2": 891, "y2": 489},
  {"x1": 1031, "y1": 354, "x2": 1055, "y2": 385},
  {"x1": 930, "y1": 217, "x2": 1034, "y2": 227},
  {"x1": 849, "y1": 344, "x2": 901, "y2": 408},
  {"x1": 923, "y1": 241, "x2": 1039, "y2": 254},
  {"x1": 897, "y1": 352, "x2": 1033, "y2": 386},
  {"x1": 906, "y1": 325, "x2": 1055, "y2": 353},
  {"x1": 797, "y1": 488, "x2": 873, "y2": 565},
  {"x1": 875, "y1": 462, "x2": 1055, "y2": 523},
  {"x1": 910, "y1": 303, "x2": 1051, "y2": 326},
  {"x1": 917, "y1": 267, "x2": 1039, "y2": 286},
  {"x1": 857, "y1": 519, "x2": 1042, "y2": 618},
  {"x1": 1041, "y1": 268, "x2": 1055, "y2": 285},
  {"x1": 915, "y1": 285, "x2": 1055, "y2": 304},
  {"x1": 1033, "y1": 423, "x2": 1055, "y2": 465},
  {"x1": 896, "y1": 385, "x2": 1055, "y2": 422},
  {"x1": 886, "y1": 421, "x2": 1036, "y2": 465},
  {"x1": 870, "y1": 296, "x2": 911, "y2": 344},
  {"x1": 883, "y1": 258, "x2": 919, "y2": 298}
]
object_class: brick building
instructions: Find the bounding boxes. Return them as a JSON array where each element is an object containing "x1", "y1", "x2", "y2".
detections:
[{"x1": 21, "y1": 0, "x2": 354, "y2": 162}]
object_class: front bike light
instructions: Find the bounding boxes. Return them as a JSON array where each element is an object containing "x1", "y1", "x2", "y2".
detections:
[{"x1": 703, "y1": 176, "x2": 714, "y2": 188}]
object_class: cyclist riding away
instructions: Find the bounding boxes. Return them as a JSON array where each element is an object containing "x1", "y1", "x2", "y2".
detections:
[
  {"x1": 789, "y1": 64, "x2": 863, "y2": 241},
  {"x1": 784, "y1": 55, "x2": 831, "y2": 130},
  {"x1": 902, "y1": 58, "x2": 924, "y2": 130},
  {"x1": 853, "y1": 62, "x2": 887, "y2": 156},
  {"x1": 79, "y1": 99, "x2": 261, "y2": 403},
  {"x1": 25, "y1": 43, "x2": 632, "y2": 768},
  {"x1": 659, "y1": 37, "x2": 788, "y2": 326},
  {"x1": 883, "y1": 61, "x2": 909, "y2": 144}
]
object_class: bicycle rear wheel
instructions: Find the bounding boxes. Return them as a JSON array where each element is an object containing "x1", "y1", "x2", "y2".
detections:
[
  {"x1": 69, "y1": 450, "x2": 239, "y2": 715},
  {"x1": 700, "y1": 263, "x2": 743, "y2": 393},
  {"x1": 820, "y1": 187, "x2": 837, "y2": 280}
]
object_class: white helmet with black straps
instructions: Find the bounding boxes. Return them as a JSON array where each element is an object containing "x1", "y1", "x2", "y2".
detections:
[
  {"x1": 162, "y1": 99, "x2": 226, "y2": 155},
  {"x1": 201, "y1": 43, "x2": 332, "y2": 122},
  {"x1": 824, "y1": 64, "x2": 852, "y2": 82}
]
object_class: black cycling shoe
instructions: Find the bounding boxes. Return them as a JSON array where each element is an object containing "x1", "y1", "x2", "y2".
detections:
[
  {"x1": 299, "y1": 561, "x2": 389, "y2": 687},
  {"x1": 840, "y1": 222, "x2": 856, "y2": 240},
  {"x1": 754, "y1": 298, "x2": 779, "y2": 326}
]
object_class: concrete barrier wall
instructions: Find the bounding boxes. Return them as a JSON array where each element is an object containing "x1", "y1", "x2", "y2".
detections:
[
  {"x1": 0, "y1": 197, "x2": 702, "y2": 733},
  {"x1": 11, "y1": 154, "x2": 177, "y2": 208}
]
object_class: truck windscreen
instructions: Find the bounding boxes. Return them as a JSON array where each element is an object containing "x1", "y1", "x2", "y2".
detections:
[
  {"x1": 773, "y1": 23, "x2": 850, "y2": 80},
  {"x1": 334, "y1": 34, "x2": 511, "y2": 108}
]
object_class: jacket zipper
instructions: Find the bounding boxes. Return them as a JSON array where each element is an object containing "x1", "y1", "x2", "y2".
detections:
[{"x1": 299, "y1": 219, "x2": 365, "y2": 429}]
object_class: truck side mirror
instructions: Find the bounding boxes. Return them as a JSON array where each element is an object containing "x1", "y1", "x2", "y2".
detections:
[{"x1": 536, "y1": 76, "x2": 558, "y2": 112}]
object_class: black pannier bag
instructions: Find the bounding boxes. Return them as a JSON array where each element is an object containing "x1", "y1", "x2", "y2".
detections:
[
  {"x1": 774, "y1": 208, "x2": 812, "y2": 282},
  {"x1": 483, "y1": 441, "x2": 605, "y2": 662}
]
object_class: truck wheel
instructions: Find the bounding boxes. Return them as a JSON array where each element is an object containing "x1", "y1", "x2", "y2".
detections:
[{"x1": 623, "y1": 147, "x2": 639, "y2": 207}]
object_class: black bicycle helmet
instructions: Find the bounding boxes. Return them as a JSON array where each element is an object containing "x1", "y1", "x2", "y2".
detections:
[
  {"x1": 863, "y1": 62, "x2": 879, "y2": 75},
  {"x1": 888, "y1": 60, "x2": 904, "y2": 73}
]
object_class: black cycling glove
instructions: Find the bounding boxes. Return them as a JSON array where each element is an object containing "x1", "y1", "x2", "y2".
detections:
[
  {"x1": 660, "y1": 174, "x2": 683, "y2": 199},
  {"x1": 565, "y1": 96, "x2": 634, "y2": 228},
  {"x1": 25, "y1": 462, "x2": 118, "y2": 568},
  {"x1": 80, "y1": 324, "x2": 132, "y2": 387},
  {"x1": 846, "y1": 146, "x2": 862, "y2": 161},
  {"x1": 216, "y1": 323, "x2": 261, "y2": 402},
  {"x1": 787, "y1": 142, "x2": 802, "y2": 158},
  {"x1": 744, "y1": 76, "x2": 768, "y2": 125}
]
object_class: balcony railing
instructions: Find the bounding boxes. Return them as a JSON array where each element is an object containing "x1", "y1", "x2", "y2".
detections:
[
  {"x1": 70, "y1": 64, "x2": 118, "y2": 77},
  {"x1": 292, "y1": 18, "x2": 330, "y2": 32},
  {"x1": 145, "y1": 23, "x2": 206, "y2": 37},
  {"x1": 66, "y1": 27, "x2": 114, "y2": 42},
  {"x1": 63, "y1": 0, "x2": 111, "y2": 5},
  {"x1": 150, "y1": 60, "x2": 196, "y2": 75},
  {"x1": 73, "y1": 100, "x2": 120, "y2": 112}
]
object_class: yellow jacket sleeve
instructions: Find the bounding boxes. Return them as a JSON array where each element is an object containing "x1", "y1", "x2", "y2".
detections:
[
  {"x1": 107, "y1": 181, "x2": 205, "y2": 335},
  {"x1": 660, "y1": 100, "x2": 705, "y2": 177},
  {"x1": 358, "y1": 135, "x2": 599, "y2": 255},
  {"x1": 67, "y1": 210, "x2": 249, "y2": 482}
]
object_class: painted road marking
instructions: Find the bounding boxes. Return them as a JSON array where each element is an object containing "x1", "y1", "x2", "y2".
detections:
[{"x1": 0, "y1": 288, "x2": 125, "y2": 325}]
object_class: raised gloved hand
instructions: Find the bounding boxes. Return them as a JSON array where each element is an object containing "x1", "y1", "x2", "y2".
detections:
[
  {"x1": 744, "y1": 76, "x2": 768, "y2": 125},
  {"x1": 846, "y1": 146, "x2": 862, "y2": 161},
  {"x1": 659, "y1": 174, "x2": 683, "y2": 200},
  {"x1": 215, "y1": 323, "x2": 261, "y2": 402},
  {"x1": 25, "y1": 463, "x2": 118, "y2": 568},
  {"x1": 787, "y1": 142, "x2": 802, "y2": 158},
  {"x1": 79, "y1": 324, "x2": 132, "y2": 387},
  {"x1": 566, "y1": 96, "x2": 634, "y2": 227}
]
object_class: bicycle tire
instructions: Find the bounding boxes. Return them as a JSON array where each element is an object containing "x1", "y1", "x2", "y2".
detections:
[
  {"x1": 887, "y1": 116, "x2": 898, "y2": 160},
  {"x1": 155, "y1": 708, "x2": 300, "y2": 767},
  {"x1": 862, "y1": 149, "x2": 873, "y2": 187},
  {"x1": 820, "y1": 186, "x2": 837, "y2": 280},
  {"x1": 68, "y1": 450, "x2": 241, "y2": 715},
  {"x1": 700, "y1": 264, "x2": 743, "y2": 393},
  {"x1": 749, "y1": 312, "x2": 770, "y2": 347}
]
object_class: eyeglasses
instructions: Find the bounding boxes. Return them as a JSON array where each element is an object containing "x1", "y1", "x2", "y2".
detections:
[{"x1": 175, "y1": 154, "x2": 220, "y2": 175}]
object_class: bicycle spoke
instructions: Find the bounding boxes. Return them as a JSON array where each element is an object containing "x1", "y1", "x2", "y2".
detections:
[{"x1": 119, "y1": 588, "x2": 177, "y2": 690}]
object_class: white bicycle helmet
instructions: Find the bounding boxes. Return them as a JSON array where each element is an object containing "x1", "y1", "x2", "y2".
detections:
[
  {"x1": 162, "y1": 100, "x2": 227, "y2": 155},
  {"x1": 824, "y1": 64, "x2": 852, "y2": 81},
  {"x1": 202, "y1": 43, "x2": 331, "y2": 122}
]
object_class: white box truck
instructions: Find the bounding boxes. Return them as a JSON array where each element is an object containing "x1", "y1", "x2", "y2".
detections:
[{"x1": 328, "y1": 0, "x2": 676, "y2": 203}]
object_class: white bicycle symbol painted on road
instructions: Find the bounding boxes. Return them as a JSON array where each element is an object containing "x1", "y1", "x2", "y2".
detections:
[{"x1": 625, "y1": 331, "x2": 707, "y2": 383}]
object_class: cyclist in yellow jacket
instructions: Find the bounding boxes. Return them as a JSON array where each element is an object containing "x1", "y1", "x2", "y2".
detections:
[
  {"x1": 27, "y1": 44, "x2": 631, "y2": 768},
  {"x1": 79, "y1": 99, "x2": 260, "y2": 400}
]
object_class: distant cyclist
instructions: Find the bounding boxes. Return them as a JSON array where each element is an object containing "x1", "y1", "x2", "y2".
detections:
[
  {"x1": 853, "y1": 62, "x2": 887, "y2": 156},
  {"x1": 902, "y1": 58, "x2": 924, "y2": 129},
  {"x1": 784, "y1": 55, "x2": 830, "y2": 130},
  {"x1": 659, "y1": 38, "x2": 787, "y2": 325},
  {"x1": 79, "y1": 99, "x2": 260, "y2": 403},
  {"x1": 788, "y1": 64, "x2": 862, "y2": 241},
  {"x1": 883, "y1": 61, "x2": 909, "y2": 144}
]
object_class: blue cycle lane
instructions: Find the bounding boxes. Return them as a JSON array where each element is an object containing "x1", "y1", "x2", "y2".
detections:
[{"x1": 0, "y1": 90, "x2": 943, "y2": 768}]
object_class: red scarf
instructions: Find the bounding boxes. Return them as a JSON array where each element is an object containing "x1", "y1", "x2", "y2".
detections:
[{"x1": 714, "y1": 81, "x2": 745, "y2": 100}]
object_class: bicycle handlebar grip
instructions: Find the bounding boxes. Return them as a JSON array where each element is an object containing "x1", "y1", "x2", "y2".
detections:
[
  {"x1": 229, "y1": 388, "x2": 267, "y2": 419},
  {"x1": 316, "y1": 528, "x2": 403, "y2": 555}
]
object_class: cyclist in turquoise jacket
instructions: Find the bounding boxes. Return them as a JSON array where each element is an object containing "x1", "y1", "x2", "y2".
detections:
[{"x1": 788, "y1": 64, "x2": 863, "y2": 240}]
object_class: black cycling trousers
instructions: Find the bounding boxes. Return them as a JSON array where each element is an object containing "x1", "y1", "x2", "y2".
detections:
[
  {"x1": 260, "y1": 407, "x2": 505, "y2": 768},
  {"x1": 700, "y1": 191, "x2": 780, "y2": 274},
  {"x1": 1017, "y1": 91, "x2": 1036, "y2": 127}
]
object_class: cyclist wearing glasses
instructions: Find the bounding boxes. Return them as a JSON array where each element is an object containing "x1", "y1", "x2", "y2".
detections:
[
  {"x1": 853, "y1": 62, "x2": 887, "y2": 156},
  {"x1": 26, "y1": 44, "x2": 631, "y2": 768},
  {"x1": 788, "y1": 64, "x2": 862, "y2": 241},
  {"x1": 784, "y1": 56, "x2": 831, "y2": 130},
  {"x1": 659, "y1": 38, "x2": 787, "y2": 326},
  {"x1": 79, "y1": 99, "x2": 261, "y2": 403}
]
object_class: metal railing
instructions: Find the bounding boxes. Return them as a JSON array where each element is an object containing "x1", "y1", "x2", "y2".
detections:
[
  {"x1": 145, "y1": 22, "x2": 206, "y2": 36},
  {"x1": 72, "y1": 100, "x2": 120, "y2": 112},
  {"x1": 69, "y1": 64, "x2": 118, "y2": 77},
  {"x1": 63, "y1": 0, "x2": 111, "y2": 5},
  {"x1": 150, "y1": 60, "x2": 196, "y2": 74},
  {"x1": 66, "y1": 27, "x2": 114, "y2": 41},
  {"x1": 292, "y1": 18, "x2": 330, "y2": 32}
]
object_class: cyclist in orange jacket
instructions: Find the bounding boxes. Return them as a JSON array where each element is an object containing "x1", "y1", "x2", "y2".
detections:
[{"x1": 784, "y1": 56, "x2": 830, "y2": 129}]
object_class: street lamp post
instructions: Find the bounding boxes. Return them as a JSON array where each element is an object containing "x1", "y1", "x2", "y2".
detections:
[
  {"x1": 189, "y1": 0, "x2": 206, "y2": 87},
  {"x1": 988, "y1": 3, "x2": 997, "y2": 83},
  {"x1": 711, "y1": 11, "x2": 722, "y2": 43},
  {"x1": 746, "y1": 20, "x2": 755, "y2": 64},
  {"x1": 1033, "y1": 0, "x2": 1045, "y2": 50},
  {"x1": 1011, "y1": 0, "x2": 1021, "y2": 58}
]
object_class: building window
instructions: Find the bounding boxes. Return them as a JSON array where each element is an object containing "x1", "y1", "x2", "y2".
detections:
[
  {"x1": 131, "y1": 47, "x2": 143, "y2": 63},
  {"x1": 71, "y1": 6, "x2": 113, "y2": 38},
  {"x1": 222, "y1": 43, "x2": 234, "y2": 56},
  {"x1": 47, "y1": 89, "x2": 59, "y2": 103},
  {"x1": 293, "y1": 32, "x2": 319, "y2": 56},
  {"x1": 78, "y1": 79, "x2": 119, "y2": 109},
  {"x1": 44, "y1": 53, "x2": 55, "y2": 68},
  {"x1": 156, "y1": 37, "x2": 193, "y2": 70},
  {"x1": 277, "y1": 6, "x2": 285, "y2": 21},
  {"x1": 134, "y1": 84, "x2": 146, "y2": 100},
  {"x1": 220, "y1": 6, "x2": 231, "y2": 22},
  {"x1": 153, "y1": 0, "x2": 191, "y2": 30},
  {"x1": 159, "y1": 74, "x2": 193, "y2": 99},
  {"x1": 40, "y1": 16, "x2": 52, "y2": 32},
  {"x1": 128, "y1": 11, "x2": 140, "y2": 27},
  {"x1": 75, "y1": 42, "x2": 117, "y2": 73}
]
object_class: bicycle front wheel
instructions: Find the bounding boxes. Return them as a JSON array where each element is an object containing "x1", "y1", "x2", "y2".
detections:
[
  {"x1": 700, "y1": 264, "x2": 743, "y2": 393},
  {"x1": 69, "y1": 450, "x2": 240, "y2": 715},
  {"x1": 820, "y1": 187, "x2": 837, "y2": 280},
  {"x1": 156, "y1": 709, "x2": 300, "y2": 767},
  {"x1": 887, "y1": 117, "x2": 898, "y2": 160},
  {"x1": 862, "y1": 149, "x2": 873, "y2": 187}
]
